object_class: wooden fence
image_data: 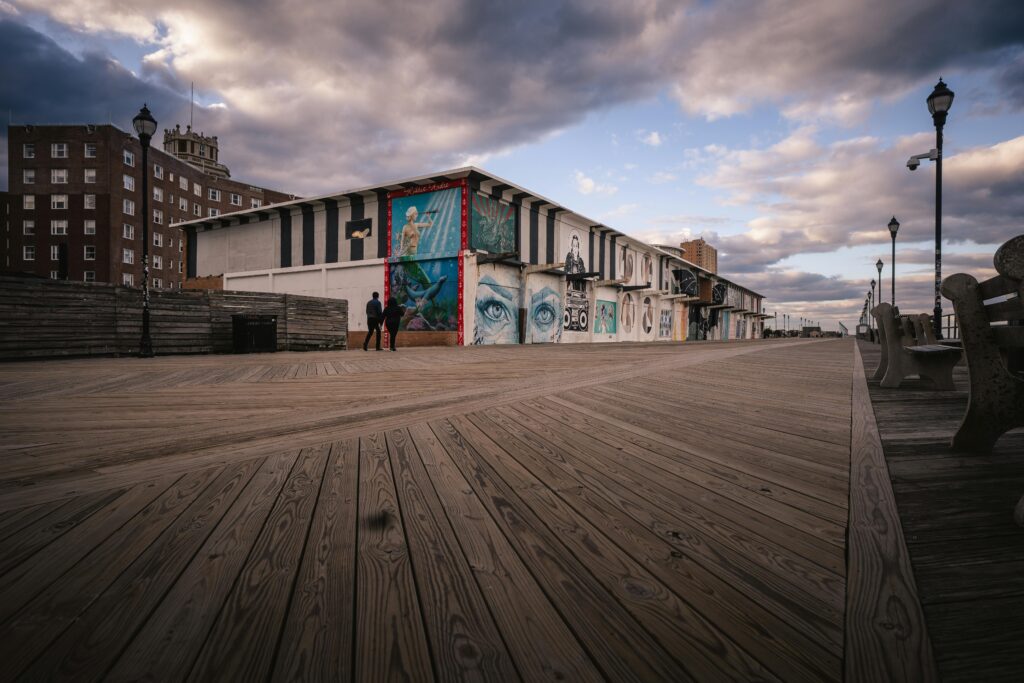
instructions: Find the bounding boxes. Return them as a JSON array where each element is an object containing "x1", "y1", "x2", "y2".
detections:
[{"x1": 0, "y1": 276, "x2": 347, "y2": 360}]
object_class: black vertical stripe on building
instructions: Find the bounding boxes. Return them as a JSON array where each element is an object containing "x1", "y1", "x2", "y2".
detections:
[
  {"x1": 186, "y1": 226, "x2": 197, "y2": 278},
  {"x1": 598, "y1": 231, "x2": 606, "y2": 278},
  {"x1": 609, "y1": 234, "x2": 618, "y2": 279},
  {"x1": 529, "y1": 205, "x2": 539, "y2": 264},
  {"x1": 658, "y1": 256, "x2": 664, "y2": 290},
  {"x1": 348, "y1": 194, "x2": 365, "y2": 261},
  {"x1": 545, "y1": 209, "x2": 559, "y2": 263},
  {"x1": 324, "y1": 198, "x2": 339, "y2": 263},
  {"x1": 588, "y1": 229, "x2": 595, "y2": 273},
  {"x1": 375, "y1": 190, "x2": 388, "y2": 258},
  {"x1": 278, "y1": 207, "x2": 292, "y2": 267},
  {"x1": 301, "y1": 204, "x2": 315, "y2": 266},
  {"x1": 490, "y1": 183, "x2": 510, "y2": 200}
]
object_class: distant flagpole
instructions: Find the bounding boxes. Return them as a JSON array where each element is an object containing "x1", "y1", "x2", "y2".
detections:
[{"x1": 190, "y1": 81, "x2": 194, "y2": 129}]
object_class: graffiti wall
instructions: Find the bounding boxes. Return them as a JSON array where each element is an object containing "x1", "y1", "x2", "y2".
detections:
[
  {"x1": 527, "y1": 273, "x2": 562, "y2": 344},
  {"x1": 620, "y1": 292, "x2": 637, "y2": 338},
  {"x1": 470, "y1": 193, "x2": 516, "y2": 254},
  {"x1": 641, "y1": 296, "x2": 655, "y2": 337},
  {"x1": 658, "y1": 305, "x2": 673, "y2": 339},
  {"x1": 473, "y1": 264, "x2": 521, "y2": 345},
  {"x1": 674, "y1": 268, "x2": 700, "y2": 297},
  {"x1": 389, "y1": 257, "x2": 459, "y2": 332},
  {"x1": 594, "y1": 298, "x2": 617, "y2": 337},
  {"x1": 391, "y1": 186, "x2": 463, "y2": 259},
  {"x1": 562, "y1": 227, "x2": 590, "y2": 334}
]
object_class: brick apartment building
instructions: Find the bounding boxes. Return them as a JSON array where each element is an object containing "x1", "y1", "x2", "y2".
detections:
[
  {"x1": 679, "y1": 238, "x2": 718, "y2": 274},
  {"x1": 2, "y1": 124, "x2": 294, "y2": 288}
]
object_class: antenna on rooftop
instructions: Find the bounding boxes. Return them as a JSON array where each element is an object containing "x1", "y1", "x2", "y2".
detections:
[{"x1": 190, "y1": 81, "x2": 194, "y2": 129}]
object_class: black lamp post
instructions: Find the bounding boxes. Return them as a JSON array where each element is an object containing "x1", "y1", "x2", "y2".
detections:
[
  {"x1": 927, "y1": 78, "x2": 954, "y2": 339},
  {"x1": 876, "y1": 259, "x2": 884, "y2": 303},
  {"x1": 133, "y1": 104, "x2": 157, "y2": 357},
  {"x1": 888, "y1": 216, "x2": 900, "y2": 308}
]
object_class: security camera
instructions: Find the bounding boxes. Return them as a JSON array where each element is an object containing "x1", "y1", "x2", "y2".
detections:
[
  {"x1": 907, "y1": 157, "x2": 920, "y2": 171},
  {"x1": 906, "y1": 149, "x2": 938, "y2": 172}
]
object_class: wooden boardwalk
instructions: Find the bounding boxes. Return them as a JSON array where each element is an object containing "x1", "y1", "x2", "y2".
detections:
[
  {"x1": 858, "y1": 340, "x2": 1024, "y2": 682},
  {"x1": 0, "y1": 338, "x2": 920, "y2": 681}
]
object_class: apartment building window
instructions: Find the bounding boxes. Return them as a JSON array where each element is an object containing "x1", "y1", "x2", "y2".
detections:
[
  {"x1": 193, "y1": 204, "x2": 202, "y2": 216},
  {"x1": 153, "y1": 255, "x2": 163, "y2": 270},
  {"x1": 153, "y1": 209, "x2": 163, "y2": 225},
  {"x1": 23, "y1": 143, "x2": 35, "y2": 159},
  {"x1": 251, "y1": 198, "x2": 262, "y2": 208},
  {"x1": 84, "y1": 168, "x2": 97, "y2": 183},
  {"x1": 22, "y1": 220, "x2": 35, "y2": 235},
  {"x1": 23, "y1": 246, "x2": 35, "y2": 261},
  {"x1": 230, "y1": 193, "x2": 241, "y2": 206},
  {"x1": 84, "y1": 271, "x2": 96, "y2": 282},
  {"x1": 153, "y1": 232, "x2": 163, "y2": 247},
  {"x1": 51, "y1": 143, "x2": 68, "y2": 158},
  {"x1": 193, "y1": 182, "x2": 201, "y2": 197},
  {"x1": 122, "y1": 273, "x2": 134, "y2": 286},
  {"x1": 153, "y1": 164, "x2": 164, "y2": 179},
  {"x1": 84, "y1": 219, "x2": 96, "y2": 235},
  {"x1": 50, "y1": 270, "x2": 60, "y2": 280},
  {"x1": 51, "y1": 220, "x2": 68, "y2": 235},
  {"x1": 84, "y1": 194, "x2": 97, "y2": 209},
  {"x1": 84, "y1": 142, "x2": 97, "y2": 158},
  {"x1": 153, "y1": 277, "x2": 163, "y2": 289},
  {"x1": 123, "y1": 174, "x2": 135, "y2": 191},
  {"x1": 123, "y1": 198, "x2": 135, "y2": 216},
  {"x1": 178, "y1": 261, "x2": 183, "y2": 274},
  {"x1": 168, "y1": 237, "x2": 175, "y2": 248},
  {"x1": 123, "y1": 248, "x2": 135, "y2": 264},
  {"x1": 179, "y1": 176, "x2": 188, "y2": 190},
  {"x1": 179, "y1": 241, "x2": 184, "y2": 253},
  {"x1": 208, "y1": 188, "x2": 221, "y2": 201},
  {"x1": 50, "y1": 245, "x2": 60, "y2": 261},
  {"x1": 151, "y1": 187, "x2": 162, "y2": 204},
  {"x1": 209, "y1": 207, "x2": 219, "y2": 217},
  {"x1": 123, "y1": 149, "x2": 135, "y2": 166},
  {"x1": 24, "y1": 195, "x2": 35, "y2": 210},
  {"x1": 51, "y1": 195, "x2": 68, "y2": 210},
  {"x1": 84, "y1": 245, "x2": 96, "y2": 260},
  {"x1": 169, "y1": 259, "x2": 175, "y2": 271},
  {"x1": 51, "y1": 169, "x2": 69, "y2": 184},
  {"x1": 179, "y1": 197, "x2": 188, "y2": 211},
  {"x1": 123, "y1": 224, "x2": 135, "y2": 240},
  {"x1": 22, "y1": 169, "x2": 35, "y2": 184}
]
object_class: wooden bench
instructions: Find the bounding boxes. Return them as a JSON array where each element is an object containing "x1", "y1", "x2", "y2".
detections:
[{"x1": 871, "y1": 302, "x2": 961, "y2": 390}]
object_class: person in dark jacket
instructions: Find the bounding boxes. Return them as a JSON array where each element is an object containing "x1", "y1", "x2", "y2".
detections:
[
  {"x1": 381, "y1": 296, "x2": 405, "y2": 351},
  {"x1": 363, "y1": 291, "x2": 383, "y2": 351}
]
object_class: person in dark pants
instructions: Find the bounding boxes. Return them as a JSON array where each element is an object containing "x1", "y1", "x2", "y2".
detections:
[
  {"x1": 363, "y1": 291, "x2": 383, "y2": 351},
  {"x1": 382, "y1": 296, "x2": 404, "y2": 351}
]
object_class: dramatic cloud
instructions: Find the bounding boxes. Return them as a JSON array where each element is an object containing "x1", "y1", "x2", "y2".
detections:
[{"x1": 573, "y1": 170, "x2": 618, "y2": 196}]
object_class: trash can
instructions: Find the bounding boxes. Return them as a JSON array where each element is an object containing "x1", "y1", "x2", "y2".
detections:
[{"x1": 232, "y1": 314, "x2": 278, "y2": 353}]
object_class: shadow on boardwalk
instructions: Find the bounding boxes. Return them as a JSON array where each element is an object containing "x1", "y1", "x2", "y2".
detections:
[{"x1": 858, "y1": 339, "x2": 1024, "y2": 682}]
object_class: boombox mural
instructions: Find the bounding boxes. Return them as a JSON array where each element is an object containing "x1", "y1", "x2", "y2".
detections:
[{"x1": 563, "y1": 229, "x2": 589, "y2": 332}]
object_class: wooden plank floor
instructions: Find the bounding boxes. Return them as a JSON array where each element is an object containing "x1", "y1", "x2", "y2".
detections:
[
  {"x1": 858, "y1": 340, "x2": 1024, "y2": 682},
  {"x1": 0, "y1": 339, "x2": 861, "y2": 681}
]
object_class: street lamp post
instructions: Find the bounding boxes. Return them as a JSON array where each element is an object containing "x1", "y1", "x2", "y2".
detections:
[
  {"x1": 133, "y1": 104, "x2": 157, "y2": 357},
  {"x1": 888, "y1": 216, "x2": 900, "y2": 309},
  {"x1": 876, "y1": 259, "x2": 884, "y2": 303},
  {"x1": 927, "y1": 78, "x2": 954, "y2": 339},
  {"x1": 870, "y1": 280, "x2": 876, "y2": 341}
]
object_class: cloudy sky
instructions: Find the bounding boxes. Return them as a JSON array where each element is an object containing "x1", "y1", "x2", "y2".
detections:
[{"x1": 2, "y1": 0, "x2": 1023, "y2": 331}]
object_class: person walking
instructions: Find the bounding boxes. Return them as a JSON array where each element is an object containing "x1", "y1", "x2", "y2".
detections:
[
  {"x1": 363, "y1": 291, "x2": 383, "y2": 351},
  {"x1": 382, "y1": 296, "x2": 404, "y2": 351}
]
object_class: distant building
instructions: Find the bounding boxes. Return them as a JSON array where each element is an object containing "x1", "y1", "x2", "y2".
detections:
[
  {"x1": 2, "y1": 124, "x2": 294, "y2": 289},
  {"x1": 163, "y1": 124, "x2": 231, "y2": 179},
  {"x1": 679, "y1": 238, "x2": 718, "y2": 274}
]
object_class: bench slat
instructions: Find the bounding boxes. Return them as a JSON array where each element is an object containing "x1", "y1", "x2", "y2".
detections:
[
  {"x1": 984, "y1": 295, "x2": 1024, "y2": 323},
  {"x1": 991, "y1": 325, "x2": 1024, "y2": 348},
  {"x1": 978, "y1": 274, "x2": 1020, "y2": 300},
  {"x1": 905, "y1": 345, "x2": 961, "y2": 354}
]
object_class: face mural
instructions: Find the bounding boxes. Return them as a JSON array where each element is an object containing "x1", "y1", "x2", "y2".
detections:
[
  {"x1": 564, "y1": 230, "x2": 587, "y2": 276},
  {"x1": 711, "y1": 282, "x2": 727, "y2": 306},
  {"x1": 391, "y1": 187, "x2": 462, "y2": 259},
  {"x1": 389, "y1": 257, "x2": 459, "y2": 331},
  {"x1": 674, "y1": 268, "x2": 699, "y2": 297},
  {"x1": 659, "y1": 308, "x2": 672, "y2": 338},
  {"x1": 595, "y1": 299, "x2": 617, "y2": 334},
  {"x1": 561, "y1": 228, "x2": 589, "y2": 333},
  {"x1": 642, "y1": 296, "x2": 654, "y2": 334},
  {"x1": 474, "y1": 268, "x2": 520, "y2": 344},
  {"x1": 641, "y1": 254, "x2": 653, "y2": 285},
  {"x1": 619, "y1": 245, "x2": 635, "y2": 282},
  {"x1": 528, "y1": 285, "x2": 562, "y2": 343},
  {"x1": 470, "y1": 193, "x2": 516, "y2": 254},
  {"x1": 621, "y1": 293, "x2": 635, "y2": 333}
]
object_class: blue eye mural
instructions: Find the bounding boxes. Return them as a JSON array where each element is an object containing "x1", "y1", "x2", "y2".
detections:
[
  {"x1": 473, "y1": 273, "x2": 520, "y2": 344},
  {"x1": 529, "y1": 286, "x2": 562, "y2": 343}
]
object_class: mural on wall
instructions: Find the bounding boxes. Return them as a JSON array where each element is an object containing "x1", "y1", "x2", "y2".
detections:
[
  {"x1": 621, "y1": 293, "x2": 636, "y2": 333},
  {"x1": 595, "y1": 299, "x2": 617, "y2": 334},
  {"x1": 618, "y1": 245, "x2": 635, "y2": 282},
  {"x1": 674, "y1": 268, "x2": 699, "y2": 297},
  {"x1": 345, "y1": 218, "x2": 372, "y2": 240},
  {"x1": 641, "y1": 254, "x2": 654, "y2": 285},
  {"x1": 470, "y1": 193, "x2": 516, "y2": 254},
  {"x1": 528, "y1": 284, "x2": 562, "y2": 343},
  {"x1": 389, "y1": 257, "x2": 459, "y2": 332},
  {"x1": 642, "y1": 296, "x2": 654, "y2": 334},
  {"x1": 659, "y1": 309, "x2": 672, "y2": 338},
  {"x1": 712, "y1": 282, "x2": 727, "y2": 306},
  {"x1": 474, "y1": 267, "x2": 521, "y2": 344},
  {"x1": 562, "y1": 228, "x2": 589, "y2": 333},
  {"x1": 391, "y1": 187, "x2": 463, "y2": 262}
]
